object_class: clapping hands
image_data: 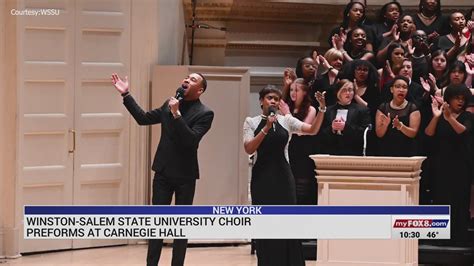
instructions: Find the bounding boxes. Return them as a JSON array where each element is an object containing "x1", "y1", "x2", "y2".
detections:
[{"x1": 431, "y1": 95, "x2": 443, "y2": 117}]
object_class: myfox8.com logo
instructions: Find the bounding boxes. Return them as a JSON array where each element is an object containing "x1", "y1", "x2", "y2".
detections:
[
  {"x1": 393, "y1": 219, "x2": 449, "y2": 228},
  {"x1": 11, "y1": 9, "x2": 60, "y2": 16}
]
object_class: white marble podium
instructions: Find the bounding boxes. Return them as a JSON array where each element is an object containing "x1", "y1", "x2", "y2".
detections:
[{"x1": 310, "y1": 155, "x2": 425, "y2": 266}]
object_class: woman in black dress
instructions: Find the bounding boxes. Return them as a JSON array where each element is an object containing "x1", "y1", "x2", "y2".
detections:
[
  {"x1": 376, "y1": 14, "x2": 416, "y2": 67},
  {"x1": 328, "y1": 2, "x2": 374, "y2": 51},
  {"x1": 425, "y1": 84, "x2": 472, "y2": 246},
  {"x1": 243, "y1": 85, "x2": 326, "y2": 266},
  {"x1": 282, "y1": 79, "x2": 318, "y2": 205},
  {"x1": 437, "y1": 11, "x2": 469, "y2": 62},
  {"x1": 375, "y1": 76, "x2": 421, "y2": 156},
  {"x1": 371, "y1": 1, "x2": 402, "y2": 52},
  {"x1": 413, "y1": 0, "x2": 449, "y2": 44},
  {"x1": 311, "y1": 48, "x2": 344, "y2": 108},
  {"x1": 334, "y1": 27, "x2": 374, "y2": 63},
  {"x1": 428, "y1": 49, "x2": 449, "y2": 88},
  {"x1": 338, "y1": 59, "x2": 381, "y2": 120}
]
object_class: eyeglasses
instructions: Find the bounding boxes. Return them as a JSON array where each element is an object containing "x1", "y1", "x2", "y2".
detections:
[
  {"x1": 355, "y1": 67, "x2": 369, "y2": 72},
  {"x1": 412, "y1": 35, "x2": 427, "y2": 41}
]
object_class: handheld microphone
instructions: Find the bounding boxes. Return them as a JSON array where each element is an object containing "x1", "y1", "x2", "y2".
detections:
[
  {"x1": 268, "y1": 106, "x2": 278, "y2": 132},
  {"x1": 363, "y1": 124, "x2": 373, "y2": 157},
  {"x1": 175, "y1": 86, "x2": 186, "y2": 101}
]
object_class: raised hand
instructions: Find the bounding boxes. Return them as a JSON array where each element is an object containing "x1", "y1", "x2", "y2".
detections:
[
  {"x1": 454, "y1": 32, "x2": 462, "y2": 48},
  {"x1": 467, "y1": 20, "x2": 474, "y2": 32},
  {"x1": 312, "y1": 50, "x2": 318, "y2": 60},
  {"x1": 427, "y1": 31, "x2": 439, "y2": 42},
  {"x1": 378, "y1": 112, "x2": 391, "y2": 128},
  {"x1": 407, "y1": 41, "x2": 415, "y2": 56},
  {"x1": 466, "y1": 54, "x2": 474, "y2": 67},
  {"x1": 385, "y1": 60, "x2": 395, "y2": 79},
  {"x1": 420, "y1": 77, "x2": 430, "y2": 93},
  {"x1": 265, "y1": 112, "x2": 277, "y2": 131},
  {"x1": 315, "y1": 91, "x2": 326, "y2": 108},
  {"x1": 465, "y1": 62, "x2": 474, "y2": 75},
  {"x1": 430, "y1": 95, "x2": 443, "y2": 117},
  {"x1": 353, "y1": 79, "x2": 359, "y2": 94},
  {"x1": 111, "y1": 73, "x2": 129, "y2": 94},
  {"x1": 419, "y1": 41, "x2": 433, "y2": 56},
  {"x1": 442, "y1": 102, "x2": 452, "y2": 118},
  {"x1": 332, "y1": 34, "x2": 344, "y2": 50},
  {"x1": 392, "y1": 25, "x2": 400, "y2": 42},
  {"x1": 279, "y1": 101, "x2": 290, "y2": 116},
  {"x1": 319, "y1": 55, "x2": 331, "y2": 69},
  {"x1": 392, "y1": 115, "x2": 402, "y2": 129},
  {"x1": 283, "y1": 69, "x2": 294, "y2": 87},
  {"x1": 339, "y1": 28, "x2": 347, "y2": 44},
  {"x1": 428, "y1": 73, "x2": 438, "y2": 91},
  {"x1": 284, "y1": 68, "x2": 296, "y2": 80}
]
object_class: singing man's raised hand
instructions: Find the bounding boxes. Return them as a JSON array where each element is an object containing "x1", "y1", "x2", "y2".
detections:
[{"x1": 111, "y1": 73, "x2": 129, "y2": 94}]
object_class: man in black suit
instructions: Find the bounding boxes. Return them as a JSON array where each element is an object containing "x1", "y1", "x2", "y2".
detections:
[{"x1": 111, "y1": 73, "x2": 214, "y2": 266}]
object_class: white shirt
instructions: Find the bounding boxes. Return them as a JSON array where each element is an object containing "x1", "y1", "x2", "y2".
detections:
[{"x1": 243, "y1": 114, "x2": 304, "y2": 163}]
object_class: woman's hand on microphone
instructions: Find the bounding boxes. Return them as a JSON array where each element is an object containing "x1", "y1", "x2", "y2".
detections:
[{"x1": 265, "y1": 113, "x2": 277, "y2": 132}]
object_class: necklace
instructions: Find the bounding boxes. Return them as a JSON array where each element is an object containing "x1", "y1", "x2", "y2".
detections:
[
  {"x1": 350, "y1": 50, "x2": 364, "y2": 59},
  {"x1": 390, "y1": 99, "x2": 408, "y2": 110},
  {"x1": 419, "y1": 12, "x2": 436, "y2": 20},
  {"x1": 418, "y1": 12, "x2": 436, "y2": 20}
]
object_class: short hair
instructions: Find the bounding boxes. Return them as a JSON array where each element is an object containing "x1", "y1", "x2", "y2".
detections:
[
  {"x1": 391, "y1": 75, "x2": 410, "y2": 87},
  {"x1": 195, "y1": 72, "x2": 207, "y2": 92},
  {"x1": 333, "y1": 79, "x2": 354, "y2": 99},
  {"x1": 259, "y1": 85, "x2": 282, "y2": 100},
  {"x1": 324, "y1": 48, "x2": 344, "y2": 63},
  {"x1": 443, "y1": 84, "x2": 471, "y2": 110},
  {"x1": 378, "y1": 1, "x2": 403, "y2": 23},
  {"x1": 447, "y1": 60, "x2": 468, "y2": 84}
]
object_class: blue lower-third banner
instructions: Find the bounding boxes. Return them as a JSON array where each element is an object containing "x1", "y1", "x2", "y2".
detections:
[{"x1": 24, "y1": 205, "x2": 450, "y2": 240}]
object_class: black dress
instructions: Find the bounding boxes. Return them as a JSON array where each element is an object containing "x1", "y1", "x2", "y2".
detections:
[
  {"x1": 436, "y1": 35, "x2": 467, "y2": 61},
  {"x1": 377, "y1": 101, "x2": 419, "y2": 156},
  {"x1": 412, "y1": 14, "x2": 450, "y2": 44},
  {"x1": 289, "y1": 134, "x2": 317, "y2": 205},
  {"x1": 429, "y1": 112, "x2": 472, "y2": 245},
  {"x1": 244, "y1": 115, "x2": 305, "y2": 266}
]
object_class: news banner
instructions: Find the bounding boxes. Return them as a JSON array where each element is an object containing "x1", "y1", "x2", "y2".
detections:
[{"x1": 24, "y1": 206, "x2": 450, "y2": 240}]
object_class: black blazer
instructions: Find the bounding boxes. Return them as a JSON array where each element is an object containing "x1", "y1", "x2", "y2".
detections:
[
  {"x1": 320, "y1": 102, "x2": 371, "y2": 156},
  {"x1": 123, "y1": 95, "x2": 214, "y2": 180}
]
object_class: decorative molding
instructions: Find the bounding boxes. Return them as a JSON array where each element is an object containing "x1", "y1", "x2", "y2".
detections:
[
  {"x1": 227, "y1": 40, "x2": 319, "y2": 50},
  {"x1": 183, "y1": 0, "x2": 342, "y2": 24}
]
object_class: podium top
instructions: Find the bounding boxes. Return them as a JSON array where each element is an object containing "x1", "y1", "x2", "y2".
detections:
[{"x1": 310, "y1": 155, "x2": 426, "y2": 179}]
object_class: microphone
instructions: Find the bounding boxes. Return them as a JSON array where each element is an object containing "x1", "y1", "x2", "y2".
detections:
[
  {"x1": 175, "y1": 86, "x2": 186, "y2": 101},
  {"x1": 268, "y1": 106, "x2": 278, "y2": 132},
  {"x1": 363, "y1": 124, "x2": 373, "y2": 157}
]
